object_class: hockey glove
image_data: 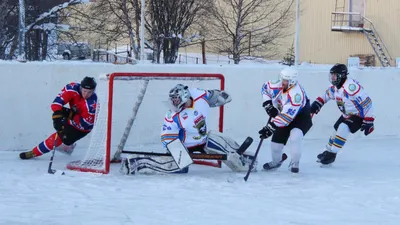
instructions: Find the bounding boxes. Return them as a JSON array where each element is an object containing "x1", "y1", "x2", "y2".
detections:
[
  {"x1": 310, "y1": 98, "x2": 324, "y2": 114},
  {"x1": 360, "y1": 117, "x2": 374, "y2": 136},
  {"x1": 262, "y1": 100, "x2": 279, "y2": 118},
  {"x1": 62, "y1": 107, "x2": 76, "y2": 120},
  {"x1": 258, "y1": 122, "x2": 276, "y2": 139},
  {"x1": 52, "y1": 110, "x2": 65, "y2": 132}
]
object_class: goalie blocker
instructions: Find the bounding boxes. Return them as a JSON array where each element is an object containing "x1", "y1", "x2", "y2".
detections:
[{"x1": 120, "y1": 131, "x2": 256, "y2": 175}]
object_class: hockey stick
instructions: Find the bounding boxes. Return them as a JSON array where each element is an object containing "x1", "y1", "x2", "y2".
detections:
[
  {"x1": 243, "y1": 117, "x2": 272, "y2": 182},
  {"x1": 48, "y1": 133, "x2": 59, "y2": 174},
  {"x1": 243, "y1": 138, "x2": 264, "y2": 182},
  {"x1": 121, "y1": 150, "x2": 228, "y2": 160}
]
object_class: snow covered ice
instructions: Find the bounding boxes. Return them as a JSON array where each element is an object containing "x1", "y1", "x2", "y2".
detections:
[{"x1": 1, "y1": 138, "x2": 399, "y2": 225}]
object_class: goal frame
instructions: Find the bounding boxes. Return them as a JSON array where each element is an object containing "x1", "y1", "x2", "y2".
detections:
[{"x1": 67, "y1": 72, "x2": 225, "y2": 174}]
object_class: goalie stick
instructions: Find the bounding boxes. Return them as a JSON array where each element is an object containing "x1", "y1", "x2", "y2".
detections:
[
  {"x1": 236, "y1": 137, "x2": 253, "y2": 155},
  {"x1": 121, "y1": 150, "x2": 228, "y2": 160}
]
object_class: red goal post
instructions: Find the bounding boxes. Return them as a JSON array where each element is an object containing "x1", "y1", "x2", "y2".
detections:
[{"x1": 67, "y1": 72, "x2": 225, "y2": 174}]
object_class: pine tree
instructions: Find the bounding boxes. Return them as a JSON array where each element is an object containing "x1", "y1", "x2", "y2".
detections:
[{"x1": 281, "y1": 43, "x2": 295, "y2": 66}]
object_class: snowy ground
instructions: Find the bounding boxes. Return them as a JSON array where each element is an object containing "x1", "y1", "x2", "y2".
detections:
[{"x1": 1, "y1": 137, "x2": 399, "y2": 225}]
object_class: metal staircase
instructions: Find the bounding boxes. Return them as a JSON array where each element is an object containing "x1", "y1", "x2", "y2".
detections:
[
  {"x1": 362, "y1": 19, "x2": 392, "y2": 67},
  {"x1": 331, "y1": 0, "x2": 392, "y2": 67}
]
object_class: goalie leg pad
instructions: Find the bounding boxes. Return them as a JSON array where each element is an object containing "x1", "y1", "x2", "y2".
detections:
[
  {"x1": 223, "y1": 152, "x2": 258, "y2": 172},
  {"x1": 205, "y1": 130, "x2": 240, "y2": 154},
  {"x1": 205, "y1": 131, "x2": 257, "y2": 172},
  {"x1": 120, "y1": 154, "x2": 189, "y2": 175}
]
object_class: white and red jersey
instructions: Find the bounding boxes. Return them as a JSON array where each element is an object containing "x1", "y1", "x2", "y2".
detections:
[
  {"x1": 261, "y1": 80, "x2": 309, "y2": 127},
  {"x1": 161, "y1": 88, "x2": 210, "y2": 148},
  {"x1": 315, "y1": 78, "x2": 373, "y2": 118}
]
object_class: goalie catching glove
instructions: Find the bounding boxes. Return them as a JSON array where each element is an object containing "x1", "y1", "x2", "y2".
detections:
[
  {"x1": 258, "y1": 121, "x2": 276, "y2": 139},
  {"x1": 207, "y1": 90, "x2": 232, "y2": 107}
]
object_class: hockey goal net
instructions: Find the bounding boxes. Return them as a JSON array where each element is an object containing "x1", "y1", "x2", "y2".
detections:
[{"x1": 67, "y1": 72, "x2": 225, "y2": 174}]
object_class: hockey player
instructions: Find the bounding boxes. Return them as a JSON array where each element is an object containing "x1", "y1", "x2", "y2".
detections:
[
  {"x1": 121, "y1": 84, "x2": 256, "y2": 174},
  {"x1": 19, "y1": 77, "x2": 97, "y2": 159},
  {"x1": 259, "y1": 67, "x2": 313, "y2": 173},
  {"x1": 311, "y1": 63, "x2": 374, "y2": 165}
]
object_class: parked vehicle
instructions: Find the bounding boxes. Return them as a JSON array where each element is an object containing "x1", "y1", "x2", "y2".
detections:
[{"x1": 57, "y1": 43, "x2": 91, "y2": 60}]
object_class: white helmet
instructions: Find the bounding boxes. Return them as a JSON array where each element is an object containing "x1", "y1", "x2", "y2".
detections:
[
  {"x1": 169, "y1": 84, "x2": 191, "y2": 112},
  {"x1": 279, "y1": 67, "x2": 298, "y2": 88}
]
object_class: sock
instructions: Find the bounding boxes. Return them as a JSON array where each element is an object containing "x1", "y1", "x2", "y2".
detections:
[
  {"x1": 271, "y1": 142, "x2": 284, "y2": 163},
  {"x1": 288, "y1": 128, "x2": 304, "y2": 164},
  {"x1": 330, "y1": 123, "x2": 350, "y2": 153},
  {"x1": 32, "y1": 133, "x2": 63, "y2": 156}
]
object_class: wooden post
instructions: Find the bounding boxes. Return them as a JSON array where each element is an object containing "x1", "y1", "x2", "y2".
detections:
[{"x1": 201, "y1": 39, "x2": 206, "y2": 64}]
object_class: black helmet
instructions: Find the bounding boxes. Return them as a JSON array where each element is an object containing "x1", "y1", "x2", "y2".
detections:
[
  {"x1": 81, "y1": 77, "x2": 97, "y2": 90},
  {"x1": 329, "y1": 63, "x2": 348, "y2": 86}
]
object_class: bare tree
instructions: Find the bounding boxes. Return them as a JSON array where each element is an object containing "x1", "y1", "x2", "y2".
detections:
[
  {"x1": 59, "y1": 0, "x2": 128, "y2": 48},
  {"x1": 145, "y1": 0, "x2": 213, "y2": 63},
  {"x1": 67, "y1": 0, "x2": 142, "y2": 59},
  {"x1": 0, "y1": 0, "x2": 18, "y2": 60},
  {"x1": 209, "y1": 0, "x2": 294, "y2": 64},
  {"x1": 19, "y1": 0, "x2": 95, "y2": 61}
]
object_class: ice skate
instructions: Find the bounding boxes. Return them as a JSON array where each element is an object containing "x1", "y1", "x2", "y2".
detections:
[
  {"x1": 289, "y1": 161, "x2": 299, "y2": 173},
  {"x1": 19, "y1": 151, "x2": 36, "y2": 160},
  {"x1": 317, "y1": 150, "x2": 337, "y2": 165}
]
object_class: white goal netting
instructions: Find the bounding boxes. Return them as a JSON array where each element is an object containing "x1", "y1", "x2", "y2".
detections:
[{"x1": 67, "y1": 73, "x2": 225, "y2": 174}]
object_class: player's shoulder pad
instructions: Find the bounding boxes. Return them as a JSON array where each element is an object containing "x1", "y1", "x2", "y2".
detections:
[
  {"x1": 288, "y1": 85, "x2": 304, "y2": 105},
  {"x1": 266, "y1": 80, "x2": 281, "y2": 89},
  {"x1": 65, "y1": 82, "x2": 80, "y2": 91},
  {"x1": 189, "y1": 87, "x2": 207, "y2": 99},
  {"x1": 86, "y1": 98, "x2": 97, "y2": 113},
  {"x1": 261, "y1": 80, "x2": 281, "y2": 95},
  {"x1": 343, "y1": 78, "x2": 361, "y2": 96}
]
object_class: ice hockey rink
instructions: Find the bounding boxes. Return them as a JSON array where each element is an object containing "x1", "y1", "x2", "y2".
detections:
[
  {"x1": 1, "y1": 138, "x2": 399, "y2": 225},
  {"x1": 1, "y1": 62, "x2": 399, "y2": 225}
]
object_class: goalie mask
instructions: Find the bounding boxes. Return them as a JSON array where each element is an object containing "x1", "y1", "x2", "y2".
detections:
[
  {"x1": 279, "y1": 67, "x2": 298, "y2": 91},
  {"x1": 169, "y1": 84, "x2": 190, "y2": 112},
  {"x1": 329, "y1": 63, "x2": 348, "y2": 87}
]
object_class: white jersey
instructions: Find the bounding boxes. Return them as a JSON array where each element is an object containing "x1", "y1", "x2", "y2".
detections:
[
  {"x1": 261, "y1": 80, "x2": 309, "y2": 127},
  {"x1": 161, "y1": 88, "x2": 210, "y2": 148},
  {"x1": 316, "y1": 78, "x2": 373, "y2": 118}
]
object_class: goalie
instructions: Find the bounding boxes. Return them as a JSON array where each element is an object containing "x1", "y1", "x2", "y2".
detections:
[{"x1": 121, "y1": 84, "x2": 255, "y2": 175}]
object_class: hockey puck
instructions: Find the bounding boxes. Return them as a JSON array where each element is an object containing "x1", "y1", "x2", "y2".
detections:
[{"x1": 54, "y1": 170, "x2": 66, "y2": 176}]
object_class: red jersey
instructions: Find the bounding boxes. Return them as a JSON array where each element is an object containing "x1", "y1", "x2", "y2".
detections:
[{"x1": 51, "y1": 82, "x2": 97, "y2": 132}]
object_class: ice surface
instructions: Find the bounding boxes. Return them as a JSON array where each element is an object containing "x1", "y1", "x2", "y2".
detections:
[{"x1": 1, "y1": 138, "x2": 399, "y2": 225}]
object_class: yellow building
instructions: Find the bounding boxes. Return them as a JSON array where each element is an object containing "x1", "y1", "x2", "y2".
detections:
[{"x1": 299, "y1": 0, "x2": 400, "y2": 67}]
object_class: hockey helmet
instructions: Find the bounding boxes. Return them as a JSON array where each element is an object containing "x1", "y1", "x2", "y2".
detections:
[
  {"x1": 279, "y1": 67, "x2": 298, "y2": 89},
  {"x1": 81, "y1": 77, "x2": 97, "y2": 90},
  {"x1": 169, "y1": 84, "x2": 191, "y2": 112},
  {"x1": 329, "y1": 63, "x2": 348, "y2": 86}
]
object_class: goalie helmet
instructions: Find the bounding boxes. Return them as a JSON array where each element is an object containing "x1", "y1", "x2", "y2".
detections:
[
  {"x1": 279, "y1": 67, "x2": 298, "y2": 89},
  {"x1": 169, "y1": 84, "x2": 190, "y2": 112},
  {"x1": 329, "y1": 63, "x2": 348, "y2": 87},
  {"x1": 81, "y1": 77, "x2": 97, "y2": 90}
]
